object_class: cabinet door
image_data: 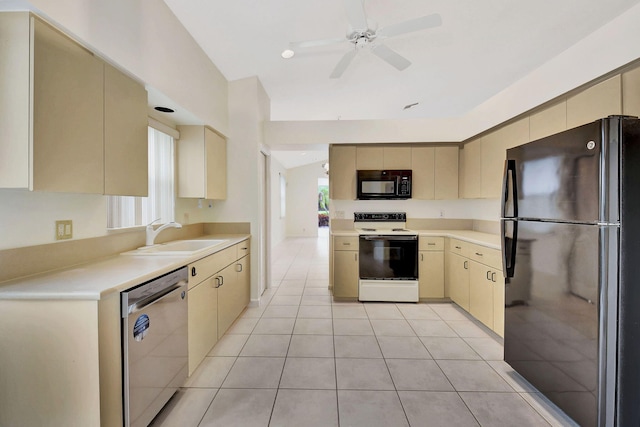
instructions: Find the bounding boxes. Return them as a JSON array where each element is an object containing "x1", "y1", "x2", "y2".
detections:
[
  {"x1": 329, "y1": 145, "x2": 356, "y2": 200},
  {"x1": 217, "y1": 263, "x2": 239, "y2": 337},
  {"x1": 235, "y1": 255, "x2": 251, "y2": 316},
  {"x1": 333, "y1": 250, "x2": 359, "y2": 298},
  {"x1": 530, "y1": 101, "x2": 567, "y2": 141},
  {"x1": 469, "y1": 261, "x2": 494, "y2": 330},
  {"x1": 460, "y1": 140, "x2": 482, "y2": 199},
  {"x1": 32, "y1": 18, "x2": 104, "y2": 193},
  {"x1": 188, "y1": 277, "x2": 218, "y2": 375},
  {"x1": 434, "y1": 146, "x2": 458, "y2": 199},
  {"x1": 567, "y1": 75, "x2": 622, "y2": 128},
  {"x1": 104, "y1": 63, "x2": 148, "y2": 196},
  {"x1": 383, "y1": 147, "x2": 411, "y2": 169},
  {"x1": 623, "y1": 66, "x2": 640, "y2": 117},
  {"x1": 205, "y1": 128, "x2": 227, "y2": 200},
  {"x1": 448, "y1": 252, "x2": 470, "y2": 310},
  {"x1": 411, "y1": 147, "x2": 435, "y2": 200},
  {"x1": 493, "y1": 275, "x2": 505, "y2": 337},
  {"x1": 356, "y1": 146, "x2": 383, "y2": 170},
  {"x1": 419, "y1": 251, "x2": 444, "y2": 298}
]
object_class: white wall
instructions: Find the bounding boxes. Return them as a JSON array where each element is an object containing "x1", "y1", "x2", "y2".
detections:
[
  {"x1": 286, "y1": 161, "x2": 329, "y2": 237},
  {"x1": 270, "y1": 157, "x2": 287, "y2": 247},
  {"x1": 330, "y1": 198, "x2": 501, "y2": 223}
]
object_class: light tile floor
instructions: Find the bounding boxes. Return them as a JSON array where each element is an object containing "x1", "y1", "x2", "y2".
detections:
[{"x1": 151, "y1": 235, "x2": 578, "y2": 427}]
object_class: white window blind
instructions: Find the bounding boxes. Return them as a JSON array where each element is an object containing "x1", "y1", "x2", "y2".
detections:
[{"x1": 107, "y1": 127, "x2": 175, "y2": 228}]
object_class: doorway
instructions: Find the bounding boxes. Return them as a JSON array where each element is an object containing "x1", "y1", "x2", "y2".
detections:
[{"x1": 318, "y1": 177, "x2": 329, "y2": 237}]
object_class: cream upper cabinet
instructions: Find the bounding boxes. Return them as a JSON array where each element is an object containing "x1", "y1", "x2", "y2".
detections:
[
  {"x1": 356, "y1": 146, "x2": 383, "y2": 169},
  {"x1": 383, "y1": 147, "x2": 412, "y2": 169},
  {"x1": 460, "y1": 140, "x2": 482, "y2": 199},
  {"x1": 412, "y1": 146, "x2": 458, "y2": 200},
  {"x1": 622, "y1": 66, "x2": 640, "y2": 117},
  {"x1": 329, "y1": 145, "x2": 356, "y2": 200},
  {"x1": 32, "y1": 16, "x2": 105, "y2": 193},
  {"x1": 0, "y1": 13, "x2": 148, "y2": 195},
  {"x1": 434, "y1": 146, "x2": 459, "y2": 199},
  {"x1": 411, "y1": 147, "x2": 435, "y2": 199},
  {"x1": 177, "y1": 126, "x2": 227, "y2": 200},
  {"x1": 104, "y1": 63, "x2": 148, "y2": 196},
  {"x1": 567, "y1": 75, "x2": 622, "y2": 128},
  {"x1": 480, "y1": 118, "x2": 529, "y2": 199},
  {"x1": 529, "y1": 101, "x2": 567, "y2": 141}
]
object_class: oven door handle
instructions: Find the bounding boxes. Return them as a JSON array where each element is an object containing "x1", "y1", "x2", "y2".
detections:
[{"x1": 360, "y1": 235, "x2": 417, "y2": 241}]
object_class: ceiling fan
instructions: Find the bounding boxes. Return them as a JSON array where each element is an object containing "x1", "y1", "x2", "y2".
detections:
[{"x1": 288, "y1": 0, "x2": 442, "y2": 78}]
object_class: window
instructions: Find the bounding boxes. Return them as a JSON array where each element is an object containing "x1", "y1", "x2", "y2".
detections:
[{"x1": 107, "y1": 127, "x2": 175, "y2": 228}]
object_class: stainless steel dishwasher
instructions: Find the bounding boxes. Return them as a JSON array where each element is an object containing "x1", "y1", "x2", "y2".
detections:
[{"x1": 121, "y1": 267, "x2": 188, "y2": 427}]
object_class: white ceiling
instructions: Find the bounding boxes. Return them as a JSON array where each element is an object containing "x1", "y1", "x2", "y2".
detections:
[{"x1": 161, "y1": 0, "x2": 640, "y2": 168}]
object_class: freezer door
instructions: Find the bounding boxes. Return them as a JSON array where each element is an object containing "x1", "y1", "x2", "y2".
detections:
[
  {"x1": 503, "y1": 220, "x2": 600, "y2": 427},
  {"x1": 505, "y1": 120, "x2": 603, "y2": 223}
]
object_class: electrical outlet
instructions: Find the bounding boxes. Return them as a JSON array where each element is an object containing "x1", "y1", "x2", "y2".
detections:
[
  {"x1": 55, "y1": 220, "x2": 73, "y2": 240},
  {"x1": 439, "y1": 210, "x2": 445, "y2": 218}
]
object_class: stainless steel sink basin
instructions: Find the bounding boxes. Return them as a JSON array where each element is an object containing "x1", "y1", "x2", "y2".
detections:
[{"x1": 122, "y1": 239, "x2": 228, "y2": 256}]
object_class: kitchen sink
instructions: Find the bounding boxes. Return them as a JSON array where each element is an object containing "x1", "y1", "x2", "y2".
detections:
[{"x1": 122, "y1": 239, "x2": 228, "y2": 256}]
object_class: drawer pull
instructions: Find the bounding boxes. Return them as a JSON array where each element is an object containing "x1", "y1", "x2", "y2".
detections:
[
  {"x1": 191, "y1": 267, "x2": 197, "y2": 277},
  {"x1": 343, "y1": 243, "x2": 351, "y2": 246},
  {"x1": 455, "y1": 246, "x2": 462, "y2": 249},
  {"x1": 475, "y1": 252, "x2": 483, "y2": 256}
]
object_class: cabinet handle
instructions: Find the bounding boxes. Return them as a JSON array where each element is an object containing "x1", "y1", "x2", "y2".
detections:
[
  {"x1": 486, "y1": 271, "x2": 491, "y2": 281},
  {"x1": 343, "y1": 242, "x2": 351, "y2": 246},
  {"x1": 236, "y1": 263, "x2": 243, "y2": 272},
  {"x1": 191, "y1": 267, "x2": 197, "y2": 277},
  {"x1": 475, "y1": 252, "x2": 483, "y2": 257},
  {"x1": 421, "y1": 253, "x2": 424, "y2": 261},
  {"x1": 214, "y1": 277, "x2": 221, "y2": 288},
  {"x1": 428, "y1": 243, "x2": 436, "y2": 246},
  {"x1": 455, "y1": 246, "x2": 462, "y2": 249},
  {"x1": 492, "y1": 272, "x2": 497, "y2": 282},
  {"x1": 355, "y1": 253, "x2": 358, "y2": 261},
  {"x1": 463, "y1": 260, "x2": 468, "y2": 269}
]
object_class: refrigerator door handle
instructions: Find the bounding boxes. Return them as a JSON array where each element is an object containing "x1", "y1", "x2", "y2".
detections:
[
  {"x1": 501, "y1": 159, "x2": 518, "y2": 218},
  {"x1": 501, "y1": 219, "x2": 517, "y2": 278}
]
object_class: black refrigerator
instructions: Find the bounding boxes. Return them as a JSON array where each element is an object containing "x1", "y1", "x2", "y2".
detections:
[{"x1": 501, "y1": 116, "x2": 640, "y2": 427}]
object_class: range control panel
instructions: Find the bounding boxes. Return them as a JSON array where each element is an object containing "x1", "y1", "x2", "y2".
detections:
[{"x1": 354, "y1": 212, "x2": 407, "y2": 222}]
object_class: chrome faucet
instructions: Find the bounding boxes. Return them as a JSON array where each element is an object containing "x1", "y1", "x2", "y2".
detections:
[{"x1": 146, "y1": 219, "x2": 182, "y2": 246}]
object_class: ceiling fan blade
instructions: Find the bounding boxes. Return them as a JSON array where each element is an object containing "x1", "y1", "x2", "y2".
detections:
[
  {"x1": 289, "y1": 37, "x2": 347, "y2": 50},
  {"x1": 377, "y1": 13, "x2": 442, "y2": 38},
  {"x1": 330, "y1": 49, "x2": 358, "y2": 79},
  {"x1": 371, "y1": 44, "x2": 411, "y2": 71},
  {"x1": 343, "y1": 0, "x2": 368, "y2": 31}
]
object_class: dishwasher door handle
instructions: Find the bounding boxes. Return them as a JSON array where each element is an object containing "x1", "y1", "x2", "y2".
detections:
[{"x1": 128, "y1": 281, "x2": 186, "y2": 315}]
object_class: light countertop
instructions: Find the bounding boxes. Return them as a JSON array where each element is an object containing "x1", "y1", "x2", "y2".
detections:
[
  {"x1": 331, "y1": 229, "x2": 501, "y2": 250},
  {"x1": 0, "y1": 234, "x2": 250, "y2": 301}
]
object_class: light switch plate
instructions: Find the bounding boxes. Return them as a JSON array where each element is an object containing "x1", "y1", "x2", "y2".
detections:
[{"x1": 55, "y1": 220, "x2": 73, "y2": 240}]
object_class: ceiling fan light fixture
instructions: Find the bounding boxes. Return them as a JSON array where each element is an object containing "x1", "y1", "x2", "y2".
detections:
[{"x1": 281, "y1": 49, "x2": 295, "y2": 59}]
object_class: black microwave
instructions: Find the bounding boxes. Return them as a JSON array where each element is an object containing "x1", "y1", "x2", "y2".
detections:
[{"x1": 357, "y1": 170, "x2": 412, "y2": 200}]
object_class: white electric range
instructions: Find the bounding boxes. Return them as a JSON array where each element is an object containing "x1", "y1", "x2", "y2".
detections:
[{"x1": 354, "y1": 212, "x2": 419, "y2": 302}]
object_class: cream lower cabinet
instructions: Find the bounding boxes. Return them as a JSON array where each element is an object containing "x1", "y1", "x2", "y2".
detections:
[
  {"x1": 332, "y1": 236, "x2": 359, "y2": 298},
  {"x1": 419, "y1": 236, "x2": 445, "y2": 298},
  {"x1": 447, "y1": 238, "x2": 504, "y2": 337},
  {"x1": 188, "y1": 276, "x2": 218, "y2": 375},
  {"x1": 187, "y1": 239, "x2": 250, "y2": 374},
  {"x1": 447, "y1": 252, "x2": 470, "y2": 311}
]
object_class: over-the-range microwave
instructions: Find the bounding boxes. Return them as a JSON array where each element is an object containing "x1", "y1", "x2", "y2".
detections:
[{"x1": 357, "y1": 170, "x2": 412, "y2": 200}]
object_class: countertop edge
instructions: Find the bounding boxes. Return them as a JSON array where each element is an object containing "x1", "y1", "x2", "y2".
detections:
[{"x1": 0, "y1": 234, "x2": 250, "y2": 301}]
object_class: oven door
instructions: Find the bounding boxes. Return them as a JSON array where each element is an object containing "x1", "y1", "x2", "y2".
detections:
[{"x1": 359, "y1": 235, "x2": 418, "y2": 280}]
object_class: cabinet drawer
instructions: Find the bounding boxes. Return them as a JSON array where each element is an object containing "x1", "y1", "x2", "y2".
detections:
[
  {"x1": 188, "y1": 246, "x2": 236, "y2": 289},
  {"x1": 334, "y1": 236, "x2": 359, "y2": 250},
  {"x1": 420, "y1": 236, "x2": 444, "y2": 251},
  {"x1": 468, "y1": 244, "x2": 502, "y2": 270},
  {"x1": 448, "y1": 239, "x2": 470, "y2": 257},
  {"x1": 236, "y1": 239, "x2": 250, "y2": 259}
]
